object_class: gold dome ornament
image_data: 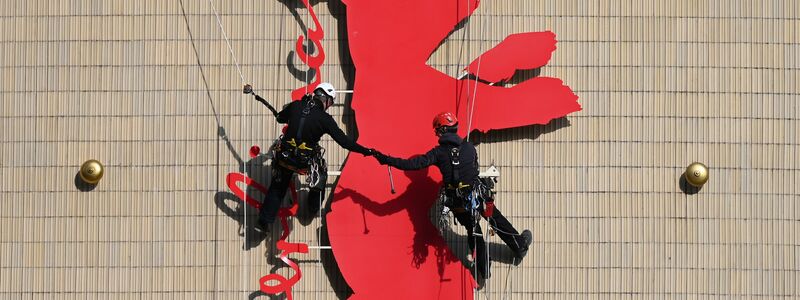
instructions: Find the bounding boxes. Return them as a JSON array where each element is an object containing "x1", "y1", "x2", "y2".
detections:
[
  {"x1": 79, "y1": 159, "x2": 105, "y2": 184},
  {"x1": 684, "y1": 162, "x2": 709, "y2": 187}
]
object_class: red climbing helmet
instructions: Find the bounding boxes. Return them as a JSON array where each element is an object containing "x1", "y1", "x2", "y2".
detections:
[{"x1": 433, "y1": 112, "x2": 458, "y2": 131}]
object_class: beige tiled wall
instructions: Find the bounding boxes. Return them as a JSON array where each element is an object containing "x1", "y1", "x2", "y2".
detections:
[{"x1": 1, "y1": 0, "x2": 798, "y2": 299}]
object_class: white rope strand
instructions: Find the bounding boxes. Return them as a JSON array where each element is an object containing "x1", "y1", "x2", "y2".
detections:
[
  {"x1": 209, "y1": 0, "x2": 246, "y2": 84},
  {"x1": 464, "y1": 7, "x2": 485, "y2": 142},
  {"x1": 207, "y1": 1, "x2": 249, "y2": 295}
]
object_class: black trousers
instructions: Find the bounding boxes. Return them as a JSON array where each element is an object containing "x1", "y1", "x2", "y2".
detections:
[
  {"x1": 453, "y1": 205, "x2": 527, "y2": 276},
  {"x1": 258, "y1": 164, "x2": 294, "y2": 225}
]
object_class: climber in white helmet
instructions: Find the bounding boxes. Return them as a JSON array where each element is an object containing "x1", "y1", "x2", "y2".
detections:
[{"x1": 243, "y1": 82, "x2": 377, "y2": 232}]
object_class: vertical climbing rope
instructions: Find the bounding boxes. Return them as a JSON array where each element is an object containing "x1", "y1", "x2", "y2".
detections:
[
  {"x1": 459, "y1": 1, "x2": 525, "y2": 298},
  {"x1": 208, "y1": 0, "x2": 246, "y2": 85},
  {"x1": 177, "y1": 0, "x2": 228, "y2": 296},
  {"x1": 207, "y1": 0, "x2": 250, "y2": 295}
]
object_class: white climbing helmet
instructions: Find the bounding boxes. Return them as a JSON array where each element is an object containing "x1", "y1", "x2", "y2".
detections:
[{"x1": 315, "y1": 82, "x2": 336, "y2": 100}]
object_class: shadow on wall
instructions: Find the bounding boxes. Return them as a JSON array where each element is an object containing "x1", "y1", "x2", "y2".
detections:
[
  {"x1": 436, "y1": 213, "x2": 519, "y2": 289},
  {"x1": 678, "y1": 173, "x2": 702, "y2": 195},
  {"x1": 216, "y1": 126, "x2": 354, "y2": 299},
  {"x1": 267, "y1": 1, "x2": 357, "y2": 298},
  {"x1": 339, "y1": 169, "x2": 462, "y2": 274},
  {"x1": 73, "y1": 172, "x2": 97, "y2": 192},
  {"x1": 214, "y1": 126, "x2": 277, "y2": 251},
  {"x1": 468, "y1": 116, "x2": 572, "y2": 145},
  {"x1": 338, "y1": 169, "x2": 521, "y2": 289},
  {"x1": 220, "y1": 0, "x2": 568, "y2": 297}
]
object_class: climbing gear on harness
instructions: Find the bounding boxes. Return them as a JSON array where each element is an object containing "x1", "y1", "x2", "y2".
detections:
[
  {"x1": 448, "y1": 141, "x2": 463, "y2": 188},
  {"x1": 446, "y1": 182, "x2": 471, "y2": 190},
  {"x1": 439, "y1": 176, "x2": 495, "y2": 226},
  {"x1": 273, "y1": 97, "x2": 320, "y2": 172},
  {"x1": 271, "y1": 96, "x2": 329, "y2": 189},
  {"x1": 287, "y1": 138, "x2": 314, "y2": 151},
  {"x1": 306, "y1": 148, "x2": 327, "y2": 191},
  {"x1": 437, "y1": 196, "x2": 452, "y2": 234},
  {"x1": 273, "y1": 138, "x2": 319, "y2": 173}
]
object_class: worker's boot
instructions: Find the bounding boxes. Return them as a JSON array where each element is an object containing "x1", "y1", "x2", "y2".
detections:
[
  {"x1": 254, "y1": 219, "x2": 271, "y2": 234},
  {"x1": 513, "y1": 230, "x2": 532, "y2": 266}
]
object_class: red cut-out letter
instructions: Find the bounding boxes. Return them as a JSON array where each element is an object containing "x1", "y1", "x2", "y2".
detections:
[{"x1": 226, "y1": 171, "x2": 305, "y2": 299}]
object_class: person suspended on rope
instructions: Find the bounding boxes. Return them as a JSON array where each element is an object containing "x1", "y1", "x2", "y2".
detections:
[
  {"x1": 244, "y1": 82, "x2": 377, "y2": 232},
  {"x1": 371, "y1": 112, "x2": 532, "y2": 279}
]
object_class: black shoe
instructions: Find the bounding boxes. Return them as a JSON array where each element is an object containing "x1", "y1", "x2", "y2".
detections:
[
  {"x1": 472, "y1": 260, "x2": 491, "y2": 280},
  {"x1": 254, "y1": 221, "x2": 271, "y2": 234},
  {"x1": 480, "y1": 262, "x2": 492, "y2": 279},
  {"x1": 306, "y1": 189, "x2": 325, "y2": 216},
  {"x1": 513, "y1": 230, "x2": 533, "y2": 265},
  {"x1": 307, "y1": 197, "x2": 322, "y2": 216}
]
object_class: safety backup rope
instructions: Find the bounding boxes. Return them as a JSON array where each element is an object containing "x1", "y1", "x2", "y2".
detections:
[
  {"x1": 458, "y1": 1, "x2": 525, "y2": 298},
  {"x1": 207, "y1": 1, "x2": 251, "y2": 296}
]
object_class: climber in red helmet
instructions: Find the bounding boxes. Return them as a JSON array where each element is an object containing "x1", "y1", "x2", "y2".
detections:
[{"x1": 372, "y1": 112, "x2": 532, "y2": 279}]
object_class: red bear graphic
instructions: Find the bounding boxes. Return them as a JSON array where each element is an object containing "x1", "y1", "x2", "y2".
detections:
[{"x1": 324, "y1": 0, "x2": 581, "y2": 298}]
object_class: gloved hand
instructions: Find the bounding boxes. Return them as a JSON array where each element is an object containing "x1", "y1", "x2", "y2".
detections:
[
  {"x1": 243, "y1": 84, "x2": 253, "y2": 94},
  {"x1": 364, "y1": 148, "x2": 379, "y2": 157},
  {"x1": 374, "y1": 152, "x2": 390, "y2": 165},
  {"x1": 481, "y1": 201, "x2": 495, "y2": 218}
]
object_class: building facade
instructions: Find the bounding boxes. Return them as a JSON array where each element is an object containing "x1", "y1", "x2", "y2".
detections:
[{"x1": 1, "y1": 0, "x2": 797, "y2": 298}]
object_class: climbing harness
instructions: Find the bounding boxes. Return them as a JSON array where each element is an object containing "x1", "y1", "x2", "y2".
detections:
[{"x1": 273, "y1": 98, "x2": 322, "y2": 173}]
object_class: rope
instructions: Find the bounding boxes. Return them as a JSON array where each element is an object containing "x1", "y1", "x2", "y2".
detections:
[
  {"x1": 487, "y1": 216, "x2": 526, "y2": 237},
  {"x1": 206, "y1": 1, "x2": 250, "y2": 296},
  {"x1": 458, "y1": 3, "x2": 529, "y2": 298},
  {"x1": 456, "y1": 1, "x2": 489, "y2": 297},
  {"x1": 457, "y1": 0, "x2": 479, "y2": 294},
  {"x1": 465, "y1": 55, "x2": 482, "y2": 141},
  {"x1": 177, "y1": 1, "x2": 227, "y2": 296},
  {"x1": 208, "y1": 0, "x2": 246, "y2": 84},
  {"x1": 464, "y1": 1, "x2": 486, "y2": 142},
  {"x1": 204, "y1": 2, "x2": 329, "y2": 299},
  {"x1": 501, "y1": 262, "x2": 515, "y2": 300}
]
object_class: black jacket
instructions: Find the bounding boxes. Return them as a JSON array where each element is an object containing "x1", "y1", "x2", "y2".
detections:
[
  {"x1": 382, "y1": 133, "x2": 479, "y2": 185},
  {"x1": 260, "y1": 95, "x2": 369, "y2": 155}
]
